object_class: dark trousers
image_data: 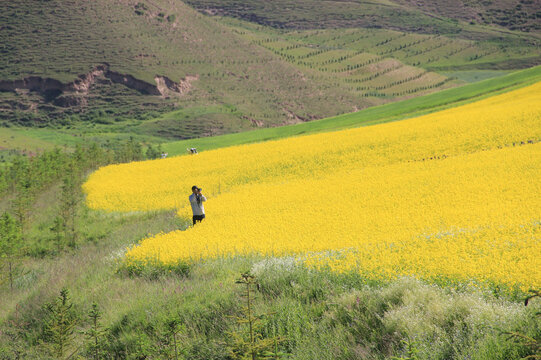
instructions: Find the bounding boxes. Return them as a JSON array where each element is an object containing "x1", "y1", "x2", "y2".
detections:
[{"x1": 193, "y1": 214, "x2": 205, "y2": 225}]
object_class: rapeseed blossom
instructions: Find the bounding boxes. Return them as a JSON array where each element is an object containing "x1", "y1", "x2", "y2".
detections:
[{"x1": 83, "y1": 82, "x2": 541, "y2": 291}]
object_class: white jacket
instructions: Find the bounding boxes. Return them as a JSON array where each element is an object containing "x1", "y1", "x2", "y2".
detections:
[{"x1": 189, "y1": 193, "x2": 206, "y2": 215}]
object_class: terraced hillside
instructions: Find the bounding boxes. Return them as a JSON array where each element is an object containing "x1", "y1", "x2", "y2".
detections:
[
  {"x1": 272, "y1": 27, "x2": 540, "y2": 71},
  {"x1": 0, "y1": 0, "x2": 362, "y2": 137},
  {"x1": 1, "y1": 0, "x2": 539, "y2": 141},
  {"x1": 221, "y1": 18, "x2": 540, "y2": 100}
]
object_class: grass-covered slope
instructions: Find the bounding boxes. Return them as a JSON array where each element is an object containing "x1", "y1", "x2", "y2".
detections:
[
  {"x1": 2, "y1": 0, "x2": 540, "y2": 143},
  {"x1": 213, "y1": 17, "x2": 539, "y2": 105},
  {"x1": 0, "y1": 0, "x2": 363, "y2": 135},
  {"x1": 1, "y1": 65, "x2": 538, "y2": 159},
  {"x1": 186, "y1": 0, "x2": 541, "y2": 34},
  {"x1": 162, "y1": 65, "x2": 541, "y2": 155},
  {"x1": 1, "y1": 0, "x2": 467, "y2": 138},
  {"x1": 238, "y1": 21, "x2": 541, "y2": 72},
  {"x1": 392, "y1": 0, "x2": 541, "y2": 33}
]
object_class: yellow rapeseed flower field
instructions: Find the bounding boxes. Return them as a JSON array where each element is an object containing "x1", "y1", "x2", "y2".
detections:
[{"x1": 83, "y1": 82, "x2": 541, "y2": 291}]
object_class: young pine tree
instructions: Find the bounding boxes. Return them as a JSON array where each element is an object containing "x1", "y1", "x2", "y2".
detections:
[
  {"x1": 0, "y1": 212, "x2": 22, "y2": 291},
  {"x1": 84, "y1": 302, "x2": 107, "y2": 360},
  {"x1": 50, "y1": 216, "x2": 65, "y2": 253},
  {"x1": 228, "y1": 273, "x2": 285, "y2": 360},
  {"x1": 43, "y1": 288, "x2": 77, "y2": 359},
  {"x1": 145, "y1": 144, "x2": 160, "y2": 160},
  {"x1": 60, "y1": 162, "x2": 82, "y2": 248},
  {"x1": 12, "y1": 175, "x2": 33, "y2": 235},
  {"x1": 164, "y1": 317, "x2": 185, "y2": 360},
  {"x1": 0, "y1": 167, "x2": 8, "y2": 195}
]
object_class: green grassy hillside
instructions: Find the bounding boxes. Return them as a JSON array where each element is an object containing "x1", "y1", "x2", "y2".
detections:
[
  {"x1": 1, "y1": 0, "x2": 539, "y2": 144},
  {"x1": 217, "y1": 17, "x2": 539, "y2": 101},
  {"x1": 186, "y1": 0, "x2": 541, "y2": 34},
  {"x1": 0, "y1": 0, "x2": 364, "y2": 136},
  {"x1": 392, "y1": 0, "x2": 541, "y2": 33},
  {"x1": 1, "y1": 65, "x2": 538, "y2": 160},
  {"x1": 161, "y1": 65, "x2": 541, "y2": 155}
]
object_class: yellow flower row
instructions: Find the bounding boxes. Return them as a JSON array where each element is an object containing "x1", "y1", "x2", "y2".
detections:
[{"x1": 83, "y1": 82, "x2": 541, "y2": 290}]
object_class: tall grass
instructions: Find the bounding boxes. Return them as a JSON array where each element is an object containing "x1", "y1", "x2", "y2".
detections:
[{"x1": 2, "y1": 206, "x2": 539, "y2": 359}]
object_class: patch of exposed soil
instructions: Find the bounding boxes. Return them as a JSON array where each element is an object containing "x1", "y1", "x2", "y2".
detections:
[
  {"x1": 154, "y1": 74, "x2": 199, "y2": 98},
  {"x1": 0, "y1": 64, "x2": 197, "y2": 111}
]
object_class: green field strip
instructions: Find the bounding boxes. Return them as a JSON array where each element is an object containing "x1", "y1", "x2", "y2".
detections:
[
  {"x1": 365, "y1": 67, "x2": 431, "y2": 90},
  {"x1": 304, "y1": 49, "x2": 359, "y2": 65},
  {"x1": 324, "y1": 53, "x2": 381, "y2": 71},
  {"x1": 344, "y1": 59, "x2": 403, "y2": 81},
  {"x1": 281, "y1": 46, "x2": 317, "y2": 58},
  {"x1": 0, "y1": 128, "x2": 57, "y2": 152},
  {"x1": 382, "y1": 75, "x2": 454, "y2": 96}
]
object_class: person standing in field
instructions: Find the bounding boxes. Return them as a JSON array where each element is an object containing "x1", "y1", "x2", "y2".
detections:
[{"x1": 189, "y1": 185, "x2": 206, "y2": 225}]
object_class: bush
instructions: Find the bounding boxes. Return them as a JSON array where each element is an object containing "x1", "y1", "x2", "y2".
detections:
[
  {"x1": 251, "y1": 261, "x2": 537, "y2": 359},
  {"x1": 93, "y1": 117, "x2": 114, "y2": 125}
]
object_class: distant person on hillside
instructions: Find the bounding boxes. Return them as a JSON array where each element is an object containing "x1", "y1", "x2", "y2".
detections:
[
  {"x1": 161, "y1": 152, "x2": 168, "y2": 159},
  {"x1": 187, "y1": 147, "x2": 198, "y2": 154},
  {"x1": 189, "y1": 185, "x2": 206, "y2": 225}
]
